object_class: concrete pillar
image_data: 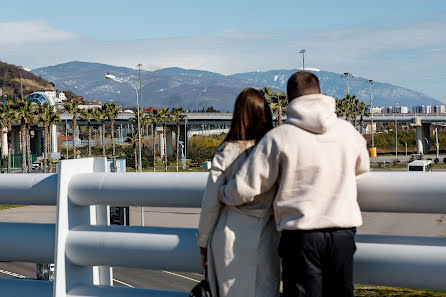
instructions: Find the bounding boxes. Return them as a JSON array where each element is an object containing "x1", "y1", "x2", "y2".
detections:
[
  {"x1": 1, "y1": 128, "x2": 7, "y2": 157},
  {"x1": 52, "y1": 124, "x2": 58, "y2": 153},
  {"x1": 180, "y1": 124, "x2": 188, "y2": 158},
  {"x1": 166, "y1": 130, "x2": 173, "y2": 156},
  {"x1": 423, "y1": 124, "x2": 431, "y2": 154},
  {"x1": 416, "y1": 126, "x2": 423, "y2": 154},
  {"x1": 159, "y1": 133, "x2": 164, "y2": 158},
  {"x1": 415, "y1": 123, "x2": 431, "y2": 155}
]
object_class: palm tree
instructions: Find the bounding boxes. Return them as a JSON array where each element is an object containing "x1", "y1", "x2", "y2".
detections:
[
  {"x1": 37, "y1": 102, "x2": 52, "y2": 172},
  {"x1": 64, "y1": 100, "x2": 80, "y2": 159},
  {"x1": 1, "y1": 101, "x2": 15, "y2": 173},
  {"x1": 357, "y1": 101, "x2": 370, "y2": 133},
  {"x1": 105, "y1": 103, "x2": 122, "y2": 171},
  {"x1": 15, "y1": 100, "x2": 36, "y2": 172},
  {"x1": 47, "y1": 107, "x2": 60, "y2": 173},
  {"x1": 129, "y1": 127, "x2": 139, "y2": 171},
  {"x1": 138, "y1": 109, "x2": 155, "y2": 171},
  {"x1": 98, "y1": 105, "x2": 108, "y2": 157},
  {"x1": 171, "y1": 107, "x2": 186, "y2": 171},
  {"x1": 81, "y1": 108, "x2": 99, "y2": 157},
  {"x1": 145, "y1": 111, "x2": 158, "y2": 172},
  {"x1": 0, "y1": 106, "x2": 7, "y2": 173},
  {"x1": 261, "y1": 87, "x2": 287, "y2": 126},
  {"x1": 157, "y1": 107, "x2": 172, "y2": 172}
]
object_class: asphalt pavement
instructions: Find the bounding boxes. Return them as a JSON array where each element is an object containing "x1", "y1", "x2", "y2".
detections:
[{"x1": 1, "y1": 201, "x2": 445, "y2": 290}]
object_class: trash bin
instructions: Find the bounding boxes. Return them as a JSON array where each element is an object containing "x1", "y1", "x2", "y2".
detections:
[{"x1": 369, "y1": 147, "x2": 377, "y2": 157}]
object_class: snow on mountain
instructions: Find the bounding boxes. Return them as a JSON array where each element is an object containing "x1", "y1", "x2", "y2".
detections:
[{"x1": 31, "y1": 61, "x2": 442, "y2": 111}]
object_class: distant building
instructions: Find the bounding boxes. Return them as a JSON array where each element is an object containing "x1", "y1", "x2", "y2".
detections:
[
  {"x1": 394, "y1": 106, "x2": 408, "y2": 113},
  {"x1": 365, "y1": 122, "x2": 377, "y2": 134},
  {"x1": 413, "y1": 105, "x2": 426, "y2": 114},
  {"x1": 44, "y1": 90, "x2": 57, "y2": 99},
  {"x1": 143, "y1": 107, "x2": 159, "y2": 113},
  {"x1": 27, "y1": 92, "x2": 56, "y2": 106},
  {"x1": 412, "y1": 104, "x2": 445, "y2": 114},
  {"x1": 78, "y1": 104, "x2": 101, "y2": 110}
]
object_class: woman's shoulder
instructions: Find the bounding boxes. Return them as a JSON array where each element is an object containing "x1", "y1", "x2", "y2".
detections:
[{"x1": 212, "y1": 140, "x2": 255, "y2": 169}]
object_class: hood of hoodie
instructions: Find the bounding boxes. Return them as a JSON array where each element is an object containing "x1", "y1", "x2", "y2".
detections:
[{"x1": 285, "y1": 94, "x2": 337, "y2": 134}]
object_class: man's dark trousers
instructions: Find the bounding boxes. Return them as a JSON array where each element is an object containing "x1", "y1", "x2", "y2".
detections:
[{"x1": 278, "y1": 228, "x2": 356, "y2": 297}]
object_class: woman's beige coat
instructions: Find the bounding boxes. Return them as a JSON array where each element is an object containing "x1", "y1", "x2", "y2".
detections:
[{"x1": 197, "y1": 140, "x2": 280, "y2": 297}]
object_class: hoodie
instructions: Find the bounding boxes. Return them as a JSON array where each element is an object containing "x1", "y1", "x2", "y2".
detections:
[{"x1": 220, "y1": 94, "x2": 370, "y2": 231}]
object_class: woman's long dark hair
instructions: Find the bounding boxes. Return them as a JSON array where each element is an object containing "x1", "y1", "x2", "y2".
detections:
[{"x1": 225, "y1": 88, "x2": 273, "y2": 143}]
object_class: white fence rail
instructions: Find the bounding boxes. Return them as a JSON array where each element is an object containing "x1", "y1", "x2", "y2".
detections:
[{"x1": 0, "y1": 158, "x2": 445, "y2": 296}]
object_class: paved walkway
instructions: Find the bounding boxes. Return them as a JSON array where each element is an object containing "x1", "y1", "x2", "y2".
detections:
[{"x1": 1, "y1": 206, "x2": 445, "y2": 237}]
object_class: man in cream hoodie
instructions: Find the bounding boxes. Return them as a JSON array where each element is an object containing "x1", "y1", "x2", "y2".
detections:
[{"x1": 220, "y1": 71, "x2": 370, "y2": 297}]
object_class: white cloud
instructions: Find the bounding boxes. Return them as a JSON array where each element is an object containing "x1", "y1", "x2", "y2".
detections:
[
  {"x1": 0, "y1": 16, "x2": 445, "y2": 101},
  {"x1": 0, "y1": 21, "x2": 79, "y2": 45}
]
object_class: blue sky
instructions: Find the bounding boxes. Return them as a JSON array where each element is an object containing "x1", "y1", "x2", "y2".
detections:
[{"x1": 1, "y1": 0, "x2": 446, "y2": 102}]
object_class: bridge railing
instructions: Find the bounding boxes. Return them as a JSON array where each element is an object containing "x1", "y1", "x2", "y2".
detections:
[{"x1": 0, "y1": 158, "x2": 446, "y2": 296}]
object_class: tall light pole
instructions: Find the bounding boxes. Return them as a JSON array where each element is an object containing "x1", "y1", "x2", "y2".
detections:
[
  {"x1": 106, "y1": 73, "x2": 144, "y2": 226},
  {"x1": 18, "y1": 66, "x2": 24, "y2": 101},
  {"x1": 299, "y1": 49, "x2": 306, "y2": 70},
  {"x1": 395, "y1": 118, "x2": 398, "y2": 161},
  {"x1": 137, "y1": 64, "x2": 143, "y2": 109},
  {"x1": 341, "y1": 72, "x2": 353, "y2": 95},
  {"x1": 105, "y1": 74, "x2": 142, "y2": 173},
  {"x1": 434, "y1": 127, "x2": 439, "y2": 159},
  {"x1": 366, "y1": 79, "x2": 375, "y2": 148}
]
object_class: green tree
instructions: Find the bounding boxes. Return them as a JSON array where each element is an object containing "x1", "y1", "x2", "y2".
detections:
[
  {"x1": 145, "y1": 111, "x2": 158, "y2": 172},
  {"x1": 81, "y1": 107, "x2": 99, "y2": 157},
  {"x1": 98, "y1": 105, "x2": 108, "y2": 157},
  {"x1": 157, "y1": 107, "x2": 172, "y2": 172},
  {"x1": 64, "y1": 100, "x2": 80, "y2": 159},
  {"x1": 37, "y1": 102, "x2": 53, "y2": 172},
  {"x1": 105, "y1": 103, "x2": 122, "y2": 171},
  {"x1": 0, "y1": 100, "x2": 15, "y2": 173},
  {"x1": 47, "y1": 107, "x2": 60, "y2": 172},
  {"x1": 15, "y1": 100, "x2": 36, "y2": 172},
  {"x1": 261, "y1": 87, "x2": 287, "y2": 126},
  {"x1": 171, "y1": 107, "x2": 186, "y2": 171}
]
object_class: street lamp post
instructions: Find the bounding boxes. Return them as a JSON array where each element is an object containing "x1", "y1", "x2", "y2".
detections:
[
  {"x1": 434, "y1": 127, "x2": 439, "y2": 159},
  {"x1": 395, "y1": 119, "x2": 398, "y2": 161},
  {"x1": 366, "y1": 79, "x2": 375, "y2": 148},
  {"x1": 341, "y1": 72, "x2": 353, "y2": 95},
  {"x1": 106, "y1": 73, "x2": 142, "y2": 172},
  {"x1": 18, "y1": 66, "x2": 24, "y2": 101},
  {"x1": 106, "y1": 73, "x2": 144, "y2": 226},
  {"x1": 137, "y1": 64, "x2": 143, "y2": 108},
  {"x1": 299, "y1": 49, "x2": 306, "y2": 71}
]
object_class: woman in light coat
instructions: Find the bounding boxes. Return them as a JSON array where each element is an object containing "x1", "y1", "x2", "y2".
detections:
[{"x1": 197, "y1": 88, "x2": 280, "y2": 297}]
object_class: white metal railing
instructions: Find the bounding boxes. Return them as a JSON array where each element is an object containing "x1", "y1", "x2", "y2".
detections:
[{"x1": 0, "y1": 158, "x2": 445, "y2": 296}]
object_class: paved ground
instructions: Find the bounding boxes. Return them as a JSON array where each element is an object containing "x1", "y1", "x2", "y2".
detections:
[
  {"x1": 1, "y1": 205, "x2": 445, "y2": 290},
  {"x1": 371, "y1": 154, "x2": 446, "y2": 164}
]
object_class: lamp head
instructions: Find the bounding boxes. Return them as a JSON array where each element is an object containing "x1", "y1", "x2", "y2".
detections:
[{"x1": 105, "y1": 73, "x2": 116, "y2": 80}]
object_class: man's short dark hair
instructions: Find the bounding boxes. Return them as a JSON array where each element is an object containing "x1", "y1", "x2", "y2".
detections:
[{"x1": 287, "y1": 71, "x2": 321, "y2": 101}]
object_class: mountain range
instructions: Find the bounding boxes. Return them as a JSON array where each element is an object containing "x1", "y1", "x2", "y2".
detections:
[{"x1": 31, "y1": 61, "x2": 443, "y2": 111}]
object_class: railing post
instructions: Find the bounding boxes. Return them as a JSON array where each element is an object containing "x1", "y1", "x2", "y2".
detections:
[{"x1": 53, "y1": 157, "x2": 112, "y2": 297}]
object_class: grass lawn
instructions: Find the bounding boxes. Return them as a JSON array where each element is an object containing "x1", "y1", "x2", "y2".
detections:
[
  {"x1": 0, "y1": 205, "x2": 23, "y2": 210},
  {"x1": 127, "y1": 166, "x2": 210, "y2": 172},
  {"x1": 355, "y1": 284, "x2": 446, "y2": 297}
]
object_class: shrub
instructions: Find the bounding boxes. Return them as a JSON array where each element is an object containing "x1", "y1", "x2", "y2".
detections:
[{"x1": 188, "y1": 134, "x2": 225, "y2": 164}]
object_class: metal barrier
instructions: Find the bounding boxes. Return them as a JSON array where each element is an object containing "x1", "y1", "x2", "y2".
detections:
[{"x1": 0, "y1": 158, "x2": 445, "y2": 296}]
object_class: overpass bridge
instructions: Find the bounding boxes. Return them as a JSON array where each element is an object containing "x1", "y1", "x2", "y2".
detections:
[
  {"x1": 362, "y1": 113, "x2": 446, "y2": 155},
  {"x1": 5, "y1": 112, "x2": 445, "y2": 162},
  {"x1": 0, "y1": 157, "x2": 446, "y2": 296}
]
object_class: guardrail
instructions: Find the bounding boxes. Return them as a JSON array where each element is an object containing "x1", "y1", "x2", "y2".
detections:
[{"x1": 0, "y1": 158, "x2": 445, "y2": 296}]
